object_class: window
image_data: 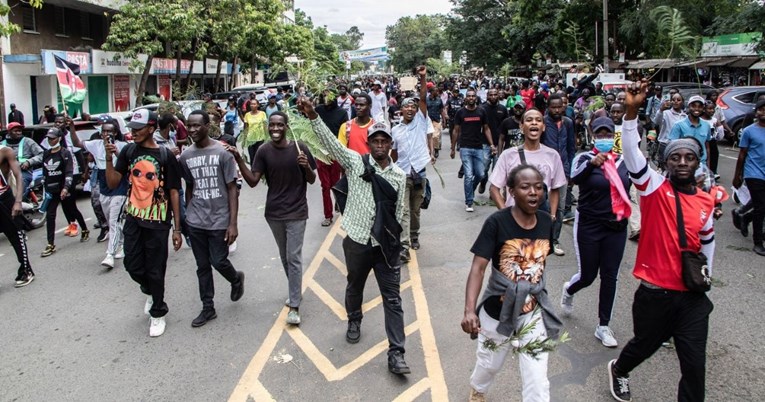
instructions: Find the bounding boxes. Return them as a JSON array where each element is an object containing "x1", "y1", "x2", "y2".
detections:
[
  {"x1": 54, "y1": 6, "x2": 67, "y2": 36},
  {"x1": 21, "y1": 4, "x2": 36, "y2": 32},
  {"x1": 80, "y1": 12, "x2": 92, "y2": 40}
]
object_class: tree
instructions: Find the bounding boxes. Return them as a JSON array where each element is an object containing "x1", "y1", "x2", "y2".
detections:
[
  {"x1": 330, "y1": 26, "x2": 364, "y2": 51},
  {"x1": 208, "y1": 0, "x2": 250, "y2": 91},
  {"x1": 386, "y1": 14, "x2": 447, "y2": 72},
  {"x1": 1, "y1": 0, "x2": 43, "y2": 37}
]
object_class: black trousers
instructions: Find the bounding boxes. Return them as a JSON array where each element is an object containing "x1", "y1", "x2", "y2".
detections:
[
  {"x1": 0, "y1": 191, "x2": 33, "y2": 278},
  {"x1": 745, "y1": 178, "x2": 765, "y2": 246},
  {"x1": 45, "y1": 191, "x2": 87, "y2": 244},
  {"x1": 122, "y1": 217, "x2": 170, "y2": 318},
  {"x1": 615, "y1": 285, "x2": 713, "y2": 402},
  {"x1": 343, "y1": 236, "x2": 405, "y2": 355},
  {"x1": 187, "y1": 225, "x2": 239, "y2": 311},
  {"x1": 708, "y1": 139, "x2": 720, "y2": 175},
  {"x1": 567, "y1": 216, "x2": 627, "y2": 326}
]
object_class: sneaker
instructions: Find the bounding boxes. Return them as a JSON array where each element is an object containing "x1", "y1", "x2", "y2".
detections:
[
  {"x1": 149, "y1": 316, "x2": 166, "y2": 337},
  {"x1": 478, "y1": 181, "x2": 486, "y2": 194},
  {"x1": 144, "y1": 296, "x2": 153, "y2": 315},
  {"x1": 14, "y1": 273, "x2": 35, "y2": 288},
  {"x1": 628, "y1": 231, "x2": 640, "y2": 242},
  {"x1": 286, "y1": 309, "x2": 301, "y2": 325},
  {"x1": 562, "y1": 210, "x2": 575, "y2": 223},
  {"x1": 754, "y1": 244, "x2": 765, "y2": 257},
  {"x1": 388, "y1": 351, "x2": 411, "y2": 375},
  {"x1": 80, "y1": 229, "x2": 90, "y2": 242},
  {"x1": 560, "y1": 282, "x2": 574, "y2": 317},
  {"x1": 714, "y1": 173, "x2": 721, "y2": 181},
  {"x1": 191, "y1": 309, "x2": 217, "y2": 328},
  {"x1": 321, "y1": 217, "x2": 333, "y2": 227},
  {"x1": 411, "y1": 238, "x2": 420, "y2": 250},
  {"x1": 553, "y1": 242, "x2": 565, "y2": 256},
  {"x1": 399, "y1": 249, "x2": 411, "y2": 263},
  {"x1": 608, "y1": 359, "x2": 632, "y2": 401},
  {"x1": 731, "y1": 209, "x2": 741, "y2": 230},
  {"x1": 97, "y1": 228, "x2": 109, "y2": 243},
  {"x1": 346, "y1": 320, "x2": 361, "y2": 344},
  {"x1": 230, "y1": 271, "x2": 245, "y2": 302},
  {"x1": 93, "y1": 221, "x2": 103, "y2": 229},
  {"x1": 66, "y1": 222, "x2": 79, "y2": 237},
  {"x1": 465, "y1": 205, "x2": 474, "y2": 212},
  {"x1": 115, "y1": 247, "x2": 125, "y2": 259},
  {"x1": 458, "y1": 167, "x2": 464, "y2": 179},
  {"x1": 469, "y1": 388, "x2": 486, "y2": 402},
  {"x1": 41, "y1": 244, "x2": 56, "y2": 257},
  {"x1": 595, "y1": 325, "x2": 618, "y2": 348},
  {"x1": 101, "y1": 254, "x2": 115, "y2": 269}
]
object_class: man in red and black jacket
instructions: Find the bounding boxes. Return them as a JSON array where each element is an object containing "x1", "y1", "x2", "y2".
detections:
[{"x1": 605, "y1": 81, "x2": 716, "y2": 402}]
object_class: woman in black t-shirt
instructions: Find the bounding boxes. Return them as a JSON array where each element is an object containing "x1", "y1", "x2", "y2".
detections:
[
  {"x1": 462, "y1": 164, "x2": 562, "y2": 402},
  {"x1": 41, "y1": 128, "x2": 90, "y2": 257}
]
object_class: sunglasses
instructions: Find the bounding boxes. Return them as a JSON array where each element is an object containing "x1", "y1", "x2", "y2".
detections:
[{"x1": 132, "y1": 169, "x2": 157, "y2": 181}]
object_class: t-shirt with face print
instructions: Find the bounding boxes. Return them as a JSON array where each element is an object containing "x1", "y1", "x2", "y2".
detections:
[{"x1": 115, "y1": 145, "x2": 182, "y2": 229}]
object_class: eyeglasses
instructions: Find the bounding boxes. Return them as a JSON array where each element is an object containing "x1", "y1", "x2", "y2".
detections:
[{"x1": 131, "y1": 169, "x2": 157, "y2": 181}]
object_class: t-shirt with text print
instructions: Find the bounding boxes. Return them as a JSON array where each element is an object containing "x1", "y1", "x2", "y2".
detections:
[
  {"x1": 115, "y1": 145, "x2": 182, "y2": 229},
  {"x1": 180, "y1": 141, "x2": 239, "y2": 231}
]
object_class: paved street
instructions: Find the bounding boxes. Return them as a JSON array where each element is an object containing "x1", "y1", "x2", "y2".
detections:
[{"x1": 1, "y1": 136, "x2": 764, "y2": 401}]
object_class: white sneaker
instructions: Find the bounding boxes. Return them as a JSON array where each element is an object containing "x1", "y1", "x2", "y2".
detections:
[
  {"x1": 114, "y1": 247, "x2": 125, "y2": 259},
  {"x1": 553, "y1": 242, "x2": 565, "y2": 256},
  {"x1": 149, "y1": 316, "x2": 166, "y2": 337},
  {"x1": 595, "y1": 325, "x2": 618, "y2": 348},
  {"x1": 560, "y1": 282, "x2": 574, "y2": 317},
  {"x1": 144, "y1": 296, "x2": 153, "y2": 315},
  {"x1": 465, "y1": 205, "x2": 474, "y2": 212},
  {"x1": 101, "y1": 254, "x2": 115, "y2": 269}
]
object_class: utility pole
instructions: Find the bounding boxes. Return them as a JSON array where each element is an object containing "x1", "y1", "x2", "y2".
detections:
[{"x1": 602, "y1": 0, "x2": 609, "y2": 73}]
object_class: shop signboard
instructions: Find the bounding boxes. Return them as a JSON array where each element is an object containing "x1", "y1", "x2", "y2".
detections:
[
  {"x1": 113, "y1": 75, "x2": 131, "y2": 111},
  {"x1": 42, "y1": 50, "x2": 92, "y2": 75},
  {"x1": 701, "y1": 32, "x2": 762, "y2": 57}
]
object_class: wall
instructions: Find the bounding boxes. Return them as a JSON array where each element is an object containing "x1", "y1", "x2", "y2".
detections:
[{"x1": 2, "y1": 62, "x2": 39, "y2": 122}]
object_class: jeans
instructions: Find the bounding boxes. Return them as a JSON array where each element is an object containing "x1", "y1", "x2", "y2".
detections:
[
  {"x1": 460, "y1": 145, "x2": 488, "y2": 206},
  {"x1": 745, "y1": 178, "x2": 765, "y2": 246},
  {"x1": 187, "y1": 225, "x2": 240, "y2": 311},
  {"x1": 615, "y1": 285, "x2": 713, "y2": 402},
  {"x1": 21, "y1": 169, "x2": 33, "y2": 200},
  {"x1": 90, "y1": 175, "x2": 107, "y2": 227},
  {"x1": 401, "y1": 171, "x2": 426, "y2": 250},
  {"x1": 567, "y1": 213, "x2": 627, "y2": 326},
  {"x1": 317, "y1": 160, "x2": 342, "y2": 219},
  {"x1": 266, "y1": 219, "x2": 307, "y2": 308},
  {"x1": 122, "y1": 217, "x2": 170, "y2": 318},
  {"x1": 0, "y1": 190, "x2": 33, "y2": 278},
  {"x1": 628, "y1": 186, "x2": 641, "y2": 235},
  {"x1": 343, "y1": 236, "x2": 405, "y2": 355},
  {"x1": 480, "y1": 153, "x2": 498, "y2": 187},
  {"x1": 471, "y1": 308, "x2": 549, "y2": 400},
  {"x1": 100, "y1": 194, "x2": 126, "y2": 255},
  {"x1": 45, "y1": 191, "x2": 88, "y2": 244}
]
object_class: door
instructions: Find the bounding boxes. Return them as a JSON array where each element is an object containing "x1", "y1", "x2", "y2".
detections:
[{"x1": 88, "y1": 76, "x2": 109, "y2": 114}]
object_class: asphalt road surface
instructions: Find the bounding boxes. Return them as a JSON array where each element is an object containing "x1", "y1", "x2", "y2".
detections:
[{"x1": 1, "y1": 136, "x2": 763, "y2": 401}]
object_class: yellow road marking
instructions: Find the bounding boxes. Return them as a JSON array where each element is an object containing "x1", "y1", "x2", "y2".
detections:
[{"x1": 228, "y1": 219, "x2": 449, "y2": 401}]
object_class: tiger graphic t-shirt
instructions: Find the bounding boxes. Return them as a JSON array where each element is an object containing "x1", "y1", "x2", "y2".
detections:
[
  {"x1": 471, "y1": 209, "x2": 553, "y2": 319},
  {"x1": 115, "y1": 145, "x2": 182, "y2": 229}
]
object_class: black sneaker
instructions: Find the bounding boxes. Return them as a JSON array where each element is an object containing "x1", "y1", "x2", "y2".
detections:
[
  {"x1": 731, "y1": 209, "x2": 741, "y2": 230},
  {"x1": 15, "y1": 273, "x2": 35, "y2": 288},
  {"x1": 230, "y1": 271, "x2": 245, "y2": 302},
  {"x1": 191, "y1": 309, "x2": 217, "y2": 327},
  {"x1": 399, "y1": 249, "x2": 411, "y2": 264},
  {"x1": 388, "y1": 351, "x2": 411, "y2": 375},
  {"x1": 97, "y1": 228, "x2": 109, "y2": 243},
  {"x1": 346, "y1": 320, "x2": 361, "y2": 344},
  {"x1": 458, "y1": 166, "x2": 464, "y2": 179},
  {"x1": 93, "y1": 221, "x2": 103, "y2": 229},
  {"x1": 80, "y1": 229, "x2": 90, "y2": 242},
  {"x1": 608, "y1": 359, "x2": 631, "y2": 401},
  {"x1": 477, "y1": 181, "x2": 486, "y2": 194},
  {"x1": 411, "y1": 238, "x2": 420, "y2": 250},
  {"x1": 754, "y1": 244, "x2": 765, "y2": 257}
]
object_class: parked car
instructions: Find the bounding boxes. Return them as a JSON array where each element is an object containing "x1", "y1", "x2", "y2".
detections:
[{"x1": 716, "y1": 86, "x2": 765, "y2": 141}]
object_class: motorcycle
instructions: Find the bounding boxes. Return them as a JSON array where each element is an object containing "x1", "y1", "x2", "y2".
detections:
[{"x1": 19, "y1": 168, "x2": 45, "y2": 230}]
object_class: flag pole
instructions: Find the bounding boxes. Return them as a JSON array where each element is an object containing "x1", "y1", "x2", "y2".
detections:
[{"x1": 57, "y1": 81, "x2": 69, "y2": 116}]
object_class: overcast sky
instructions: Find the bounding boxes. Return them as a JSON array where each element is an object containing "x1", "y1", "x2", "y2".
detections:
[{"x1": 294, "y1": 0, "x2": 454, "y2": 49}]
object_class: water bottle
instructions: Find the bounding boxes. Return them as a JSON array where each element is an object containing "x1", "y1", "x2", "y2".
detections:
[{"x1": 39, "y1": 192, "x2": 52, "y2": 214}]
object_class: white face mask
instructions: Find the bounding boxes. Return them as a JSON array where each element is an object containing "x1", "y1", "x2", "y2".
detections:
[{"x1": 48, "y1": 138, "x2": 61, "y2": 149}]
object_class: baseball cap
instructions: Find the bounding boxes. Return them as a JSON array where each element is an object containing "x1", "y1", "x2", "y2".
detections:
[
  {"x1": 592, "y1": 116, "x2": 615, "y2": 133},
  {"x1": 373, "y1": 80, "x2": 382, "y2": 87},
  {"x1": 426, "y1": 82, "x2": 435, "y2": 90},
  {"x1": 514, "y1": 100, "x2": 527, "y2": 110},
  {"x1": 46, "y1": 128, "x2": 63, "y2": 138},
  {"x1": 688, "y1": 95, "x2": 705, "y2": 105},
  {"x1": 96, "y1": 115, "x2": 112, "y2": 125},
  {"x1": 367, "y1": 121, "x2": 392, "y2": 139},
  {"x1": 401, "y1": 97, "x2": 417, "y2": 107},
  {"x1": 10, "y1": 103, "x2": 16, "y2": 108},
  {"x1": 127, "y1": 108, "x2": 159, "y2": 130},
  {"x1": 6, "y1": 122, "x2": 23, "y2": 130}
]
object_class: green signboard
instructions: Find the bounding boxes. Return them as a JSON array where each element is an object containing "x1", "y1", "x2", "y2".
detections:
[{"x1": 701, "y1": 32, "x2": 762, "y2": 57}]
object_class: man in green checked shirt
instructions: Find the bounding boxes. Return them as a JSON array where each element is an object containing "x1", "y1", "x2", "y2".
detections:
[{"x1": 300, "y1": 96, "x2": 411, "y2": 375}]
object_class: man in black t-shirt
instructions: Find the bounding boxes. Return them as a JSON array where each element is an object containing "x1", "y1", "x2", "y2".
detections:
[
  {"x1": 479, "y1": 89, "x2": 509, "y2": 193},
  {"x1": 451, "y1": 89, "x2": 496, "y2": 211},
  {"x1": 498, "y1": 100, "x2": 526, "y2": 151},
  {"x1": 105, "y1": 108, "x2": 183, "y2": 338}
]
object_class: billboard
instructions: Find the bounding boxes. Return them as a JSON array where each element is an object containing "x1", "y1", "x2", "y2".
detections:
[
  {"x1": 339, "y1": 47, "x2": 389, "y2": 62},
  {"x1": 701, "y1": 32, "x2": 762, "y2": 57}
]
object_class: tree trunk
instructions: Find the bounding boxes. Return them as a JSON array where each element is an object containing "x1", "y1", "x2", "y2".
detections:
[
  {"x1": 136, "y1": 56, "x2": 154, "y2": 107},
  {"x1": 175, "y1": 47, "x2": 182, "y2": 82},
  {"x1": 230, "y1": 56, "x2": 238, "y2": 90},
  {"x1": 250, "y1": 55, "x2": 257, "y2": 83},
  {"x1": 183, "y1": 37, "x2": 199, "y2": 93},
  {"x1": 214, "y1": 59, "x2": 223, "y2": 93}
]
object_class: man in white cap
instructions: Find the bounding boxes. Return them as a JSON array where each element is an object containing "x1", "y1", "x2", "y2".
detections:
[
  {"x1": 668, "y1": 95, "x2": 712, "y2": 168},
  {"x1": 370, "y1": 80, "x2": 388, "y2": 122}
]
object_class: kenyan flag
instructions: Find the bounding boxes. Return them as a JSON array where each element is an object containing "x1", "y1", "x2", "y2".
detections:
[{"x1": 54, "y1": 55, "x2": 87, "y2": 104}]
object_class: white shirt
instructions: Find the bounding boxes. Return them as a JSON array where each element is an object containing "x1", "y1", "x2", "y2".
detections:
[
  {"x1": 83, "y1": 139, "x2": 127, "y2": 170},
  {"x1": 391, "y1": 110, "x2": 431, "y2": 174},
  {"x1": 370, "y1": 91, "x2": 387, "y2": 122}
]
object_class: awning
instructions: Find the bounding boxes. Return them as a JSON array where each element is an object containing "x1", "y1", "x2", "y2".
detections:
[
  {"x1": 750, "y1": 60, "x2": 765, "y2": 70},
  {"x1": 627, "y1": 59, "x2": 675, "y2": 69},
  {"x1": 675, "y1": 59, "x2": 713, "y2": 67},
  {"x1": 728, "y1": 57, "x2": 760, "y2": 68},
  {"x1": 706, "y1": 57, "x2": 738, "y2": 67}
]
